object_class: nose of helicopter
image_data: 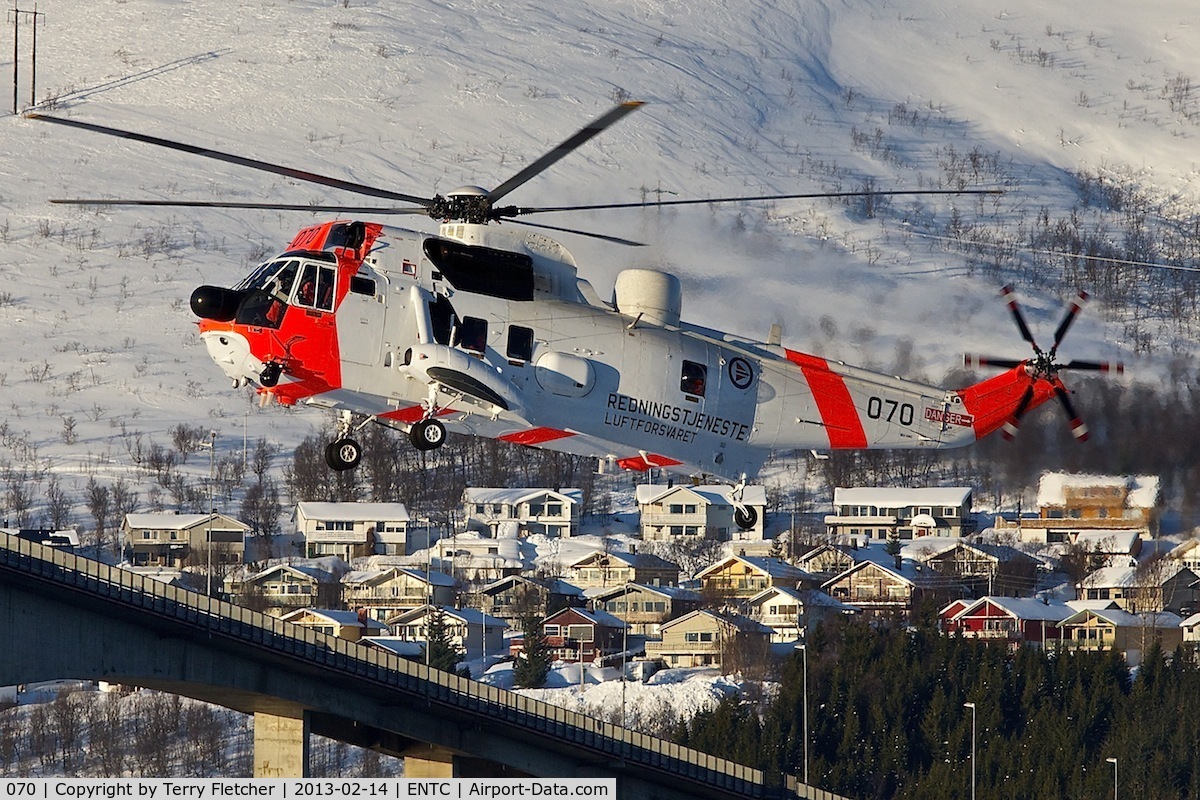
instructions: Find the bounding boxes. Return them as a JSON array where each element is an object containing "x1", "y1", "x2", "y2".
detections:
[{"x1": 199, "y1": 329, "x2": 267, "y2": 386}]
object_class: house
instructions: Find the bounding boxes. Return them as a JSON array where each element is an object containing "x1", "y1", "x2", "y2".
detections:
[
  {"x1": 646, "y1": 609, "x2": 773, "y2": 669},
  {"x1": 941, "y1": 596, "x2": 1074, "y2": 647},
  {"x1": 473, "y1": 575, "x2": 585, "y2": 627},
  {"x1": 821, "y1": 553, "x2": 955, "y2": 618},
  {"x1": 5, "y1": 528, "x2": 80, "y2": 551},
  {"x1": 795, "y1": 543, "x2": 857, "y2": 579},
  {"x1": 540, "y1": 607, "x2": 627, "y2": 663},
  {"x1": 296, "y1": 502, "x2": 410, "y2": 559},
  {"x1": 1167, "y1": 537, "x2": 1200, "y2": 571},
  {"x1": 462, "y1": 487, "x2": 582, "y2": 538},
  {"x1": 635, "y1": 484, "x2": 767, "y2": 541},
  {"x1": 997, "y1": 472, "x2": 1160, "y2": 543},
  {"x1": 907, "y1": 540, "x2": 1040, "y2": 597},
  {"x1": 278, "y1": 608, "x2": 389, "y2": 642},
  {"x1": 744, "y1": 586, "x2": 857, "y2": 642},
  {"x1": 386, "y1": 605, "x2": 509, "y2": 661},
  {"x1": 223, "y1": 560, "x2": 347, "y2": 615},
  {"x1": 1051, "y1": 607, "x2": 1184, "y2": 666},
  {"x1": 437, "y1": 529, "x2": 524, "y2": 585},
  {"x1": 1182, "y1": 612, "x2": 1200, "y2": 643},
  {"x1": 1077, "y1": 563, "x2": 1200, "y2": 614},
  {"x1": 824, "y1": 487, "x2": 974, "y2": 542},
  {"x1": 340, "y1": 567, "x2": 457, "y2": 622},
  {"x1": 566, "y1": 549, "x2": 680, "y2": 590},
  {"x1": 122, "y1": 512, "x2": 250, "y2": 568},
  {"x1": 694, "y1": 554, "x2": 813, "y2": 601},
  {"x1": 588, "y1": 583, "x2": 704, "y2": 636}
]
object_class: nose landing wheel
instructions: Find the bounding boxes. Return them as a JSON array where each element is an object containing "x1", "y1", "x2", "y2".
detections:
[
  {"x1": 325, "y1": 438, "x2": 363, "y2": 471},
  {"x1": 409, "y1": 418, "x2": 446, "y2": 451}
]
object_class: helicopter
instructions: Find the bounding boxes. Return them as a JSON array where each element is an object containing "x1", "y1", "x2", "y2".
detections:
[{"x1": 29, "y1": 101, "x2": 1120, "y2": 516}]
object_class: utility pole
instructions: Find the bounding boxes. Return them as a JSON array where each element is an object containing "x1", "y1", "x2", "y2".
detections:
[{"x1": 9, "y1": 5, "x2": 44, "y2": 114}]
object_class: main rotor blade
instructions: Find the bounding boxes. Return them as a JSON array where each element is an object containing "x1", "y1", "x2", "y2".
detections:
[
  {"x1": 28, "y1": 113, "x2": 433, "y2": 206},
  {"x1": 964, "y1": 354, "x2": 1024, "y2": 370},
  {"x1": 49, "y1": 198, "x2": 430, "y2": 214},
  {"x1": 505, "y1": 217, "x2": 646, "y2": 247},
  {"x1": 509, "y1": 188, "x2": 1003, "y2": 215},
  {"x1": 1051, "y1": 290, "x2": 1089, "y2": 350},
  {"x1": 1053, "y1": 384, "x2": 1090, "y2": 441},
  {"x1": 1001, "y1": 383, "x2": 1036, "y2": 441},
  {"x1": 999, "y1": 285, "x2": 1038, "y2": 349},
  {"x1": 486, "y1": 101, "x2": 646, "y2": 204}
]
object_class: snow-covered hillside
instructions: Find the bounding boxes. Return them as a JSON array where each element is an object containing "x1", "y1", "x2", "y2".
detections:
[{"x1": 2, "y1": 0, "x2": 1199, "y2": 521}]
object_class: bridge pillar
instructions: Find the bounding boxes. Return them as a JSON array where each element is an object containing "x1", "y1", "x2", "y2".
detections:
[
  {"x1": 254, "y1": 709, "x2": 311, "y2": 778},
  {"x1": 404, "y1": 745, "x2": 512, "y2": 778}
]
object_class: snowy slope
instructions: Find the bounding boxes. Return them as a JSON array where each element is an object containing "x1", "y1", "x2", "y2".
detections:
[{"x1": 1, "y1": 0, "x2": 1198, "y2": 519}]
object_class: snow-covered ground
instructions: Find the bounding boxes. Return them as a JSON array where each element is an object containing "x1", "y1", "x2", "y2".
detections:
[{"x1": 3, "y1": 0, "x2": 1197, "y2": 528}]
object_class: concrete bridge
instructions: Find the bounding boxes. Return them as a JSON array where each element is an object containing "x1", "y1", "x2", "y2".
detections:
[{"x1": 0, "y1": 534, "x2": 847, "y2": 799}]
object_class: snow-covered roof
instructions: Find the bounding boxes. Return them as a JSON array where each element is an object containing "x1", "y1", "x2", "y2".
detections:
[
  {"x1": 588, "y1": 583, "x2": 703, "y2": 602},
  {"x1": 953, "y1": 596, "x2": 1074, "y2": 623},
  {"x1": 544, "y1": 606, "x2": 627, "y2": 629},
  {"x1": 280, "y1": 608, "x2": 388, "y2": 631},
  {"x1": 659, "y1": 609, "x2": 774, "y2": 635},
  {"x1": 832, "y1": 487, "x2": 972, "y2": 507},
  {"x1": 568, "y1": 550, "x2": 681, "y2": 572},
  {"x1": 745, "y1": 585, "x2": 858, "y2": 612},
  {"x1": 462, "y1": 487, "x2": 582, "y2": 506},
  {"x1": 1061, "y1": 607, "x2": 1183, "y2": 629},
  {"x1": 1036, "y1": 473, "x2": 1160, "y2": 508},
  {"x1": 389, "y1": 604, "x2": 509, "y2": 628},
  {"x1": 634, "y1": 484, "x2": 767, "y2": 506},
  {"x1": 694, "y1": 554, "x2": 812, "y2": 583},
  {"x1": 296, "y1": 502, "x2": 410, "y2": 521},
  {"x1": 479, "y1": 574, "x2": 584, "y2": 597},
  {"x1": 125, "y1": 512, "x2": 248, "y2": 530},
  {"x1": 1073, "y1": 530, "x2": 1142, "y2": 552}
]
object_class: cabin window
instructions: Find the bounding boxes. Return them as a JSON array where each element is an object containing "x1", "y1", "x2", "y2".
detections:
[
  {"x1": 350, "y1": 275, "x2": 376, "y2": 296},
  {"x1": 423, "y1": 238, "x2": 535, "y2": 300},
  {"x1": 460, "y1": 316, "x2": 488, "y2": 354},
  {"x1": 681, "y1": 360, "x2": 707, "y2": 397},
  {"x1": 429, "y1": 295, "x2": 459, "y2": 345},
  {"x1": 507, "y1": 325, "x2": 534, "y2": 362}
]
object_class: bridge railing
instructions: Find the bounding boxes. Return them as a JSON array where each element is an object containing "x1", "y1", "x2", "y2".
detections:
[{"x1": 0, "y1": 534, "x2": 806, "y2": 798}]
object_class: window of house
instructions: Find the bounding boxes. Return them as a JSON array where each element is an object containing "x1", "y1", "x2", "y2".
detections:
[
  {"x1": 546, "y1": 503, "x2": 562, "y2": 517},
  {"x1": 669, "y1": 504, "x2": 684, "y2": 514},
  {"x1": 544, "y1": 625, "x2": 559, "y2": 637},
  {"x1": 685, "y1": 632, "x2": 699, "y2": 643},
  {"x1": 669, "y1": 525, "x2": 684, "y2": 536},
  {"x1": 680, "y1": 360, "x2": 707, "y2": 397},
  {"x1": 566, "y1": 625, "x2": 594, "y2": 642},
  {"x1": 684, "y1": 526, "x2": 699, "y2": 535}
]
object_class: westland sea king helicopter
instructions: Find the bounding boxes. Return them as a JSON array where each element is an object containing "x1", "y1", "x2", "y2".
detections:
[{"x1": 30, "y1": 102, "x2": 1121, "y2": 528}]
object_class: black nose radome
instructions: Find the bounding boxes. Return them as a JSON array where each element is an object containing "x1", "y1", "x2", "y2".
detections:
[{"x1": 190, "y1": 286, "x2": 243, "y2": 321}]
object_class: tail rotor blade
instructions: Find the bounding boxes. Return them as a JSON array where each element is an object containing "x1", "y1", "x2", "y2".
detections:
[
  {"x1": 1052, "y1": 290, "x2": 1090, "y2": 350},
  {"x1": 1000, "y1": 285, "x2": 1038, "y2": 349},
  {"x1": 1053, "y1": 384, "x2": 1090, "y2": 442},
  {"x1": 1001, "y1": 384, "x2": 1036, "y2": 441},
  {"x1": 1063, "y1": 359, "x2": 1124, "y2": 375}
]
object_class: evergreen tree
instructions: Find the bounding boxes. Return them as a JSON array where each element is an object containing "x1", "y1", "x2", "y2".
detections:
[
  {"x1": 421, "y1": 607, "x2": 466, "y2": 675},
  {"x1": 512, "y1": 613, "x2": 552, "y2": 689}
]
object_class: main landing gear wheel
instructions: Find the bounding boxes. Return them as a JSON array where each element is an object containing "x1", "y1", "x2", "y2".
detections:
[
  {"x1": 325, "y1": 438, "x2": 363, "y2": 471},
  {"x1": 409, "y1": 418, "x2": 446, "y2": 451},
  {"x1": 734, "y1": 506, "x2": 759, "y2": 531}
]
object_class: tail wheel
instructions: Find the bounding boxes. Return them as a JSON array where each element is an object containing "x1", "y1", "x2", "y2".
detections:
[
  {"x1": 734, "y1": 506, "x2": 758, "y2": 531},
  {"x1": 410, "y1": 418, "x2": 447, "y2": 451},
  {"x1": 325, "y1": 438, "x2": 363, "y2": 471}
]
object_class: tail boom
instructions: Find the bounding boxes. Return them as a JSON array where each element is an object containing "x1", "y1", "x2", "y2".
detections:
[{"x1": 954, "y1": 364, "x2": 1056, "y2": 441}]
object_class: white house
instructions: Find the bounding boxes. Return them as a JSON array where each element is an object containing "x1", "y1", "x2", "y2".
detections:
[
  {"x1": 744, "y1": 585, "x2": 857, "y2": 642},
  {"x1": 296, "y1": 502, "x2": 410, "y2": 559},
  {"x1": 825, "y1": 487, "x2": 973, "y2": 541},
  {"x1": 122, "y1": 512, "x2": 250, "y2": 568},
  {"x1": 462, "y1": 488, "x2": 582, "y2": 538},
  {"x1": 386, "y1": 604, "x2": 509, "y2": 661},
  {"x1": 635, "y1": 483, "x2": 767, "y2": 541}
]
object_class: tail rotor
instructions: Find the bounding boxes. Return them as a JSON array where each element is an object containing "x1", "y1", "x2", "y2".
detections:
[{"x1": 965, "y1": 285, "x2": 1122, "y2": 442}]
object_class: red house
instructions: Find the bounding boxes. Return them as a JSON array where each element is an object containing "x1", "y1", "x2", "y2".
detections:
[
  {"x1": 942, "y1": 596, "x2": 1073, "y2": 647},
  {"x1": 541, "y1": 607, "x2": 627, "y2": 663}
]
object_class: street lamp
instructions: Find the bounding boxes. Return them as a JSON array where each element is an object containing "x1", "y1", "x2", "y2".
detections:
[
  {"x1": 1106, "y1": 757, "x2": 1118, "y2": 800},
  {"x1": 964, "y1": 702, "x2": 976, "y2": 800},
  {"x1": 796, "y1": 642, "x2": 809, "y2": 785},
  {"x1": 199, "y1": 431, "x2": 217, "y2": 596}
]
